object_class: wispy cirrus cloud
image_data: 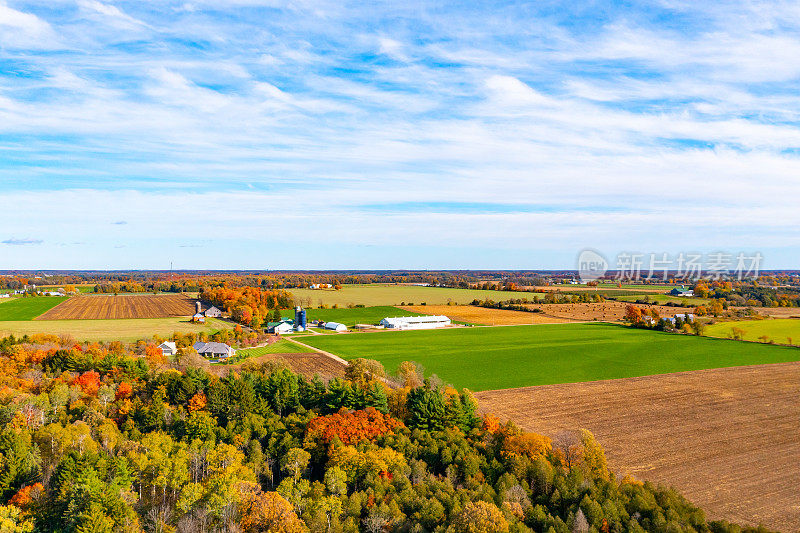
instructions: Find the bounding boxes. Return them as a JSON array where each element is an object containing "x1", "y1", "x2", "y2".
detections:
[{"x1": 2, "y1": 237, "x2": 43, "y2": 245}]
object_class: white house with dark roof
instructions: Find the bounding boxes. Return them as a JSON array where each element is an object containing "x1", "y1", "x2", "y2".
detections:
[
  {"x1": 192, "y1": 342, "x2": 235, "y2": 359},
  {"x1": 158, "y1": 341, "x2": 177, "y2": 357}
]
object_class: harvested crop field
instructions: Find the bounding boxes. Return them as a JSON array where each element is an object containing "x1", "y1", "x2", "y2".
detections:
[
  {"x1": 475, "y1": 362, "x2": 800, "y2": 531},
  {"x1": 37, "y1": 294, "x2": 198, "y2": 320},
  {"x1": 0, "y1": 317, "x2": 232, "y2": 342},
  {"x1": 756, "y1": 307, "x2": 800, "y2": 319},
  {"x1": 214, "y1": 352, "x2": 346, "y2": 380},
  {"x1": 400, "y1": 305, "x2": 573, "y2": 325},
  {"x1": 526, "y1": 301, "x2": 694, "y2": 322}
]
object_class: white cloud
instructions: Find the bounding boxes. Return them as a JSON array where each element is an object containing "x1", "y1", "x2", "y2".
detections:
[
  {"x1": 77, "y1": 0, "x2": 148, "y2": 30},
  {"x1": 0, "y1": 2, "x2": 58, "y2": 48}
]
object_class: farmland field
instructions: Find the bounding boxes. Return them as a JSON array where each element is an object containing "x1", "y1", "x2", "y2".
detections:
[
  {"x1": 0, "y1": 297, "x2": 68, "y2": 321},
  {"x1": 299, "y1": 323, "x2": 800, "y2": 391},
  {"x1": 234, "y1": 339, "x2": 313, "y2": 357},
  {"x1": 214, "y1": 351, "x2": 346, "y2": 380},
  {"x1": 400, "y1": 305, "x2": 574, "y2": 325},
  {"x1": 704, "y1": 318, "x2": 800, "y2": 344},
  {"x1": 0, "y1": 317, "x2": 231, "y2": 342},
  {"x1": 289, "y1": 284, "x2": 542, "y2": 307},
  {"x1": 476, "y1": 362, "x2": 800, "y2": 531},
  {"x1": 526, "y1": 301, "x2": 693, "y2": 322},
  {"x1": 614, "y1": 293, "x2": 710, "y2": 305},
  {"x1": 37, "y1": 294, "x2": 197, "y2": 320}
]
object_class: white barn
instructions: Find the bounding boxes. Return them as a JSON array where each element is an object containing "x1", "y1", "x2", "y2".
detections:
[
  {"x1": 380, "y1": 315, "x2": 451, "y2": 330},
  {"x1": 205, "y1": 306, "x2": 222, "y2": 318},
  {"x1": 323, "y1": 322, "x2": 348, "y2": 332}
]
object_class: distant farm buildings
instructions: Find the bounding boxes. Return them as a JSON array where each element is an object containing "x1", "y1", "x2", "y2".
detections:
[
  {"x1": 191, "y1": 302, "x2": 223, "y2": 323},
  {"x1": 380, "y1": 315, "x2": 451, "y2": 330},
  {"x1": 323, "y1": 322, "x2": 348, "y2": 332},
  {"x1": 669, "y1": 287, "x2": 694, "y2": 297},
  {"x1": 193, "y1": 341, "x2": 235, "y2": 359},
  {"x1": 309, "y1": 283, "x2": 333, "y2": 290}
]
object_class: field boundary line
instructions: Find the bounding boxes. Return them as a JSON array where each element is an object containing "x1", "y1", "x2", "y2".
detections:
[{"x1": 282, "y1": 336, "x2": 350, "y2": 366}]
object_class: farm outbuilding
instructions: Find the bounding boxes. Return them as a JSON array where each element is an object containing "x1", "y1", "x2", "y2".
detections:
[
  {"x1": 323, "y1": 322, "x2": 348, "y2": 332},
  {"x1": 380, "y1": 315, "x2": 451, "y2": 330},
  {"x1": 205, "y1": 306, "x2": 222, "y2": 318},
  {"x1": 670, "y1": 287, "x2": 694, "y2": 297}
]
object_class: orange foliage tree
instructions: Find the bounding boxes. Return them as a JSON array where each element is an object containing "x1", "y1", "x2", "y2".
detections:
[
  {"x1": 115, "y1": 382, "x2": 133, "y2": 400},
  {"x1": 73, "y1": 371, "x2": 101, "y2": 396},
  {"x1": 239, "y1": 490, "x2": 307, "y2": 533},
  {"x1": 188, "y1": 392, "x2": 208, "y2": 412},
  {"x1": 305, "y1": 407, "x2": 404, "y2": 446}
]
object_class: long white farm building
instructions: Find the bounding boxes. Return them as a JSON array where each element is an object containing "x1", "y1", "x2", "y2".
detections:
[{"x1": 380, "y1": 315, "x2": 451, "y2": 330}]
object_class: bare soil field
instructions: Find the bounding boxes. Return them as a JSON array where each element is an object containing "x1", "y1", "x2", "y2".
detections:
[
  {"x1": 400, "y1": 305, "x2": 574, "y2": 325},
  {"x1": 525, "y1": 301, "x2": 694, "y2": 322},
  {"x1": 475, "y1": 362, "x2": 800, "y2": 531},
  {"x1": 37, "y1": 294, "x2": 198, "y2": 320},
  {"x1": 757, "y1": 307, "x2": 800, "y2": 318},
  {"x1": 213, "y1": 352, "x2": 346, "y2": 381}
]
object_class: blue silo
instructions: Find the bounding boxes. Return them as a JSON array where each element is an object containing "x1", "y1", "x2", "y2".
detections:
[{"x1": 295, "y1": 306, "x2": 307, "y2": 330}]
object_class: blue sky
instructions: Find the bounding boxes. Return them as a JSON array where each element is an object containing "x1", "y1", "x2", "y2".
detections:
[{"x1": 1, "y1": 0, "x2": 800, "y2": 269}]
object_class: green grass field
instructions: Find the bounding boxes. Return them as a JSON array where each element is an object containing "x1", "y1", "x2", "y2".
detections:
[
  {"x1": 0, "y1": 297, "x2": 68, "y2": 321},
  {"x1": 299, "y1": 323, "x2": 800, "y2": 391},
  {"x1": 0, "y1": 317, "x2": 232, "y2": 342},
  {"x1": 704, "y1": 319, "x2": 800, "y2": 344},
  {"x1": 235, "y1": 339, "x2": 313, "y2": 357},
  {"x1": 289, "y1": 284, "x2": 543, "y2": 307}
]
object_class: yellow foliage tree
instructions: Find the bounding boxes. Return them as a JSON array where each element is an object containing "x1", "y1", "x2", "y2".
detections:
[
  {"x1": 453, "y1": 501, "x2": 509, "y2": 533},
  {"x1": 239, "y1": 491, "x2": 308, "y2": 533}
]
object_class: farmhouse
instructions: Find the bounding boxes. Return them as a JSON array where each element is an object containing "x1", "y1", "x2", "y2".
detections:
[
  {"x1": 380, "y1": 315, "x2": 451, "y2": 330},
  {"x1": 192, "y1": 313, "x2": 205, "y2": 323},
  {"x1": 0, "y1": 294, "x2": 9, "y2": 299},
  {"x1": 193, "y1": 342, "x2": 235, "y2": 359},
  {"x1": 205, "y1": 306, "x2": 222, "y2": 318},
  {"x1": 662, "y1": 314, "x2": 695, "y2": 325},
  {"x1": 323, "y1": 321, "x2": 348, "y2": 332},
  {"x1": 158, "y1": 341, "x2": 177, "y2": 357},
  {"x1": 670, "y1": 287, "x2": 694, "y2": 297}
]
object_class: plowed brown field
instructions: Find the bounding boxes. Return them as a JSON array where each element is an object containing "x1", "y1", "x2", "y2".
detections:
[
  {"x1": 37, "y1": 294, "x2": 198, "y2": 320},
  {"x1": 213, "y1": 352, "x2": 346, "y2": 380},
  {"x1": 527, "y1": 301, "x2": 694, "y2": 322},
  {"x1": 475, "y1": 362, "x2": 800, "y2": 531}
]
